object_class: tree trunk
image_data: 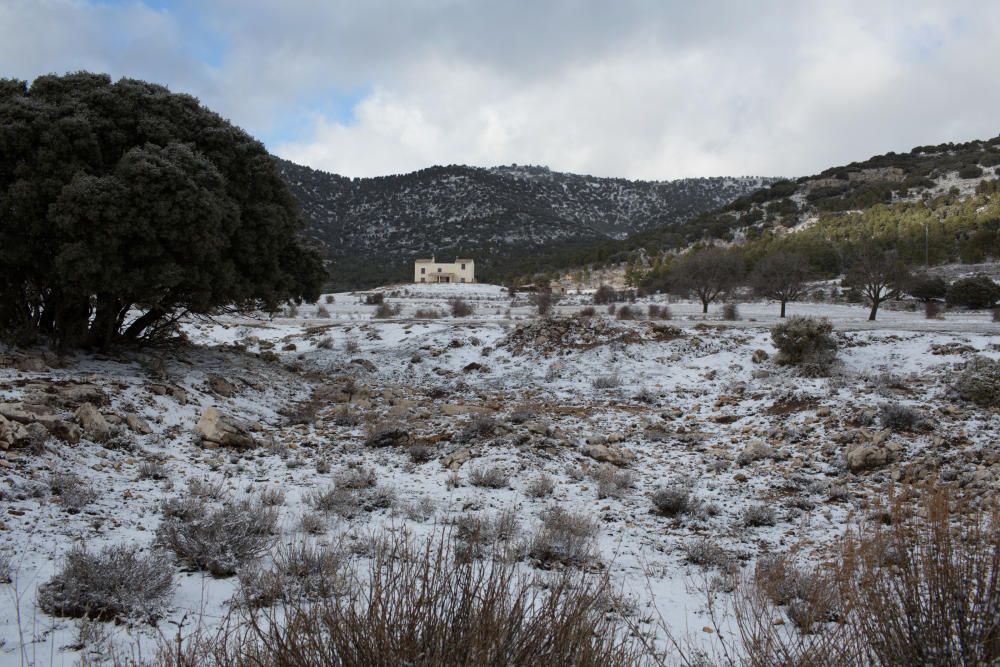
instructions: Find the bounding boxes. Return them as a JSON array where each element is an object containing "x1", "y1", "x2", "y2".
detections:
[
  {"x1": 702, "y1": 299, "x2": 709, "y2": 314},
  {"x1": 123, "y1": 307, "x2": 166, "y2": 340},
  {"x1": 780, "y1": 300, "x2": 786, "y2": 318},
  {"x1": 868, "y1": 299, "x2": 879, "y2": 321}
]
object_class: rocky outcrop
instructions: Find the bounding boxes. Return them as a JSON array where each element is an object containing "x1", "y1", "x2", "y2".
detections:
[{"x1": 195, "y1": 407, "x2": 255, "y2": 450}]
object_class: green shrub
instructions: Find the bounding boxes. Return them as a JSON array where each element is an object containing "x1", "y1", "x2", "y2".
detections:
[
  {"x1": 958, "y1": 164, "x2": 984, "y2": 179},
  {"x1": 907, "y1": 274, "x2": 948, "y2": 302},
  {"x1": 955, "y1": 356, "x2": 1000, "y2": 407},
  {"x1": 770, "y1": 316, "x2": 837, "y2": 371},
  {"x1": 946, "y1": 275, "x2": 1000, "y2": 309}
]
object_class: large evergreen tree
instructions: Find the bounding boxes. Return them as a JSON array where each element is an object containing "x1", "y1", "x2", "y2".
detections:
[{"x1": 0, "y1": 72, "x2": 325, "y2": 348}]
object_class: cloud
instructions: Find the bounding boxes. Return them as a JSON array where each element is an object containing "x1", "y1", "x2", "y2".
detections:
[{"x1": 2, "y1": 1, "x2": 999, "y2": 179}]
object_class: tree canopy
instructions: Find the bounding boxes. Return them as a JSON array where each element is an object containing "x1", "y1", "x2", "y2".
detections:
[{"x1": 0, "y1": 72, "x2": 325, "y2": 348}]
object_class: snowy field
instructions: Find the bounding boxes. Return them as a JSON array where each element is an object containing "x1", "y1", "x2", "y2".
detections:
[{"x1": 1, "y1": 282, "x2": 998, "y2": 665}]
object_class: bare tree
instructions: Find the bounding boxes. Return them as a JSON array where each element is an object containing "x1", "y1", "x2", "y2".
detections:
[
  {"x1": 750, "y1": 252, "x2": 811, "y2": 317},
  {"x1": 669, "y1": 247, "x2": 744, "y2": 313},
  {"x1": 844, "y1": 250, "x2": 911, "y2": 321}
]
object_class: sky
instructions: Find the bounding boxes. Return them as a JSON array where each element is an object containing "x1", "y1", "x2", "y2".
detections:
[{"x1": 2, "y1": 0, "x2": 999, "y2": 180}]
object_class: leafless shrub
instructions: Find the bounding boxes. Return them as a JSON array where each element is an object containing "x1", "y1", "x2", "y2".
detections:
[
  {"x1": 344, "y1": 337, "x2": 360, "y2": 354},
  {"x1": 329, "y1": 405, "x2": 360, "y2": 427},
  {"x1": 449, "y1": 298, "x2": 475, "y2": 317},
  {"x1": 590, "y1": 465, "x2": 634, "y2": 499},
  {"x1": 36, "y1": 544, "x2": 172, "y2": 622},
  {"x1": 879, "y1": 402, "x2": 922, "y2": 431},
  {"x1": 364, "y1": 293, "x2": 384, "y2": 305},
  {"x1": 683, "y1": 538, "x2": 732, "y2": 569},
  {"x1": 48, "y1": 472, "x2": 98, "y2": 513},
  {"x1": 156, "y1": 499, "x2": 278, "y2": 577},
  {"x1": 526, "y1": 474, "x2": 556, "y2": 498},
  {"x1": 577, "y1": 306, "x2": 596, "y2": 318},
  {"x1": 0, "y1": 553, "x2": 10, "y2": 584},
  {"x1": 651, "y1": 486, "x2": 691, "y2": 517},
  {"x1": 316, "y1": 336, "x2": 335, "y2": 350},
  {"x1": 315, "y1": 458, "x2": 331, "y2": 474},
  {"x1": 593, "y1": 284, "x2": 617, "y2": 305},
  {"x1": 924, "y1": 301, "x2": 943, "y2": 319},
  {"x1": 373, "y1": 302, "x2": 402, "y2": 318},
  {"x1": 615, "y1": 305, "x2": 637, "y2": 320},
  {"x1": 335, "y1": 466, "x2": 377, "y2": 490},
  {"x1": 414, "y1": 308, "x2": 442, "y2": 319},
  {"x1": 283, "y1": 303, "x2": 299, "y2": 318},
  {"x1": 408, "y1": 444, "x2": 436, "y2": 463},
  {"x1": 324, "y1": 295, "x2": 335, "y2": 304},
  {"x1": 316, "y1": 305, "x2": 331, "y2": 318},
  {"x1": 238, "y1": 542, "x2": 346, "y2": 608},
  {"x1": 721, "y1": 303, "x2": 740, "y2": 320},
  {"x1": 138, "y1": 460, "x2": 169, "y2": 481},
  {"x1": 453, "y1": 510, "x2": 522, "y2": 562},
  {"x1": 307, "y1": 485, "x2": 351, "y2": 514},
  {"x1": 527, "y1": 506, "x2": 599, "y2": 567},
  {"x1": 606, "y1": 303, "x2": 616, "y2": 315},
  {"x1": 187, "y1": 477, "x2": 226, "y2": 499},
  {"x1": 258, "y1": 488, "x2": 286, "y2": 507},
  {"x1": 993, "y1": 307, "x2": 1000, "y2": 322},
  {"x1": 300, "y1": 512, "x2": 326, "y2": 535},
  {"x1": 187, "y1": 530, "x2": 643, "y2": 665},
  {"x1": 460, "y1": 415, "x2": 497, "y2": 442},
  {"x1": 742, "y1": 504, "x2": 777, "y2": 527},
  {"x1": 591, "y1": 373, "x2": 621, "y2": 389},
  {"x1": 402, "y1": 496, "x2": 437, "y2": 522},
  {"x1": 647, "y1": 304, "x2": 672, "y2": 320},
  {"x1": 468, "y1": 465, "x2": 510, "y2": 489}
]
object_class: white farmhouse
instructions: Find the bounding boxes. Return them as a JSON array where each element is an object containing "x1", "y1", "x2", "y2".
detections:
[{"x1": 414, "y1": 257, "x2": 475, "y2": 284}]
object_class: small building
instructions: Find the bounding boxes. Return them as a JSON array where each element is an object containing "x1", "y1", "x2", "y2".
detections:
[{"x1": 414, "y1": 257, "x2": 475, "y2": 284}]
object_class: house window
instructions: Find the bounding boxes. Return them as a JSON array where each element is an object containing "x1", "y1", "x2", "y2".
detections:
[
  {"x1": 461, "y1": 278, "x2": 466, "y2": 283},
  {"x1": 420, "y1": 278, "x2": 425, "y2": 283},
  {"x1": 421, "y1": 267, "x2": 426, "y2": 274},
  {"x1": 461, "y1": 263, "x2": 466, "y2": 270},
  {"x1": 437, "y1": 268, "x2": 442, "y2": 272}
]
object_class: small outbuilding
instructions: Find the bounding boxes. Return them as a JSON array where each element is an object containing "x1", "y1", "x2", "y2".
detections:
[{"x1": 414, "y1": 257, "x2": 475, "y2": 284}]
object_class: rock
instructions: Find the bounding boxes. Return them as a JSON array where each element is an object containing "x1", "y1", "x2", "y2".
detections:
[
  {"x1": 365, "y1": 428, "x2": 410, "y2": 448},
  {"x1": 351, "y1": 358, "x2": 377, "y2": 372},
  {"x1": 846, "y1": 445, "x2": 889, "y2": 473},
  {"x1": 38, "y1": 417, "x2": 81, "y2": 444},
  {"x1": 57, "y1": 383, "x2": 109, "y2": 407},
  {"x1": 125, "y1": 413, "x2": 153, "y2": 435},
  {"x1": 0, "y1": 415, "x2": 29, "y2": 449},
  {"x1": 607, "y1": 433, "x2": 625, "y2": 444},
  {"x1": 207, "y1": 375, "x2": 237, "y2": 397},
  {"x1": 195, "y1": 407, "x2": 256, "y2": 450},
  {"x1": 442, "y1": 447, "x2": 472, "y2": 470},
  {"x1": 74, "y1": 403, "x2": 112, "y2": 442},
  {"x1": 584, "y1": 443, "x2": 634, "y2": 467},
  {"x1": 751, "y1": 370, "x2": 771, "y2": 379},
  {"x1": 0, "y1": 402, "x2": 54, "y2": 424}
]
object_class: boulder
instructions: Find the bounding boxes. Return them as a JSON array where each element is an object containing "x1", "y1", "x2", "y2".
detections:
[
  {"x1": 441, "y1": 447, "x2": 472, "y2": 470},
  {"x1": 584, "y1": 443, "x2": 635, "y2": 467},
  {"x1": 14, "y1": 356, "x2": 46, "y2": 372},
  {"x1": 195, "y1": 407, "x2": 256, "y2": 450},
  {"x1": 207, "y1": 375, "x2": 237, "y2": 398},
  {"x1": 37, "y1": 417, "x2": 81, "y2": 444},
  {"x1": 365, "y1": 428, "x2": 411, "y2": 448},
  {"x1": 846, "y1": 445, "x2": 889, "y2": 473},
  {"x1": 125, "y1": 413, "x2": 153, "y2": 435},
  {"x1": 57, "y1": 383, "x2": 108, "y2": 407},
  {"x1": 74, "y1": 403, "x2": 112, "y2": 442},
  {"x1": 0, "y1": 415, "x2": 29, "y2": 450}
]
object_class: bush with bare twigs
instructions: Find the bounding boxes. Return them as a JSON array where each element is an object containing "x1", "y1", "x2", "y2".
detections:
[
  {"x1": 37, "y1": 544, "x2": 172, "y2": 622},
  {"x1": 526, "y1": 506, "x2": 599, "y2": 567},
  {"x1": 156, "y1": 499, "x2": 277, "y2": 577},
  {"x1": 449, "y1": 297, "x2": 475, "y2": 317},
  {"x1": 157, "y1": 531, "x2": 644, "y2": 666}
]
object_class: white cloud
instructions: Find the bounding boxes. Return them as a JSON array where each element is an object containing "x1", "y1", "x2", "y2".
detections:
[{"x1": 3, "y1": 0, "x2": 999, "y2": 179}]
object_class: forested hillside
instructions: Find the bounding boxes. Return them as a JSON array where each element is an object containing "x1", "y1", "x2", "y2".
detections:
[{"x1": 277, "y1": 160, "x2": 772, "y2": 288}]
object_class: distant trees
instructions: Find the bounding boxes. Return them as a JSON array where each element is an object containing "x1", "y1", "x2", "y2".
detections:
[
  {"x1": 669, "y1": 247, "x2": 744, "y2": 313},
  {"x1": 0, "y1": 72, "x2": 325, "y2": 348},
  {"x1": 843, "y1": 250, "x2": 911, "y2": 320},
  {"x1": 946, "y1": 275, "x2": 1000, "y2": 309},
  {"x1": 749, "y1": 252, "x2": 811, "y2": 317},
  {"x1": 907, "y1": 274, "x2": 949, "y2": 302}
]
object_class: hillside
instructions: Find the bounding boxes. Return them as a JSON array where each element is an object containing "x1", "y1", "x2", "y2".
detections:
[
  {"x1": 612, "y1": 135, "x2": 1000, "y2": 274},
  {"x1": 276, "y1": 160, "x2": 773, "y2": 288}
]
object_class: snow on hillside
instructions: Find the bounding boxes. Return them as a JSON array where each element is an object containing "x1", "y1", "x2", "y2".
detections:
[{"x1": 1, "y1": 286, "x2": 998, "y2": 663}]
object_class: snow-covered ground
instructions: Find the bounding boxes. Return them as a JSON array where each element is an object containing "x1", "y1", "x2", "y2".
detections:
[{"x1": 1, "y1": 283, "x2": 998, "y2": 665}]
